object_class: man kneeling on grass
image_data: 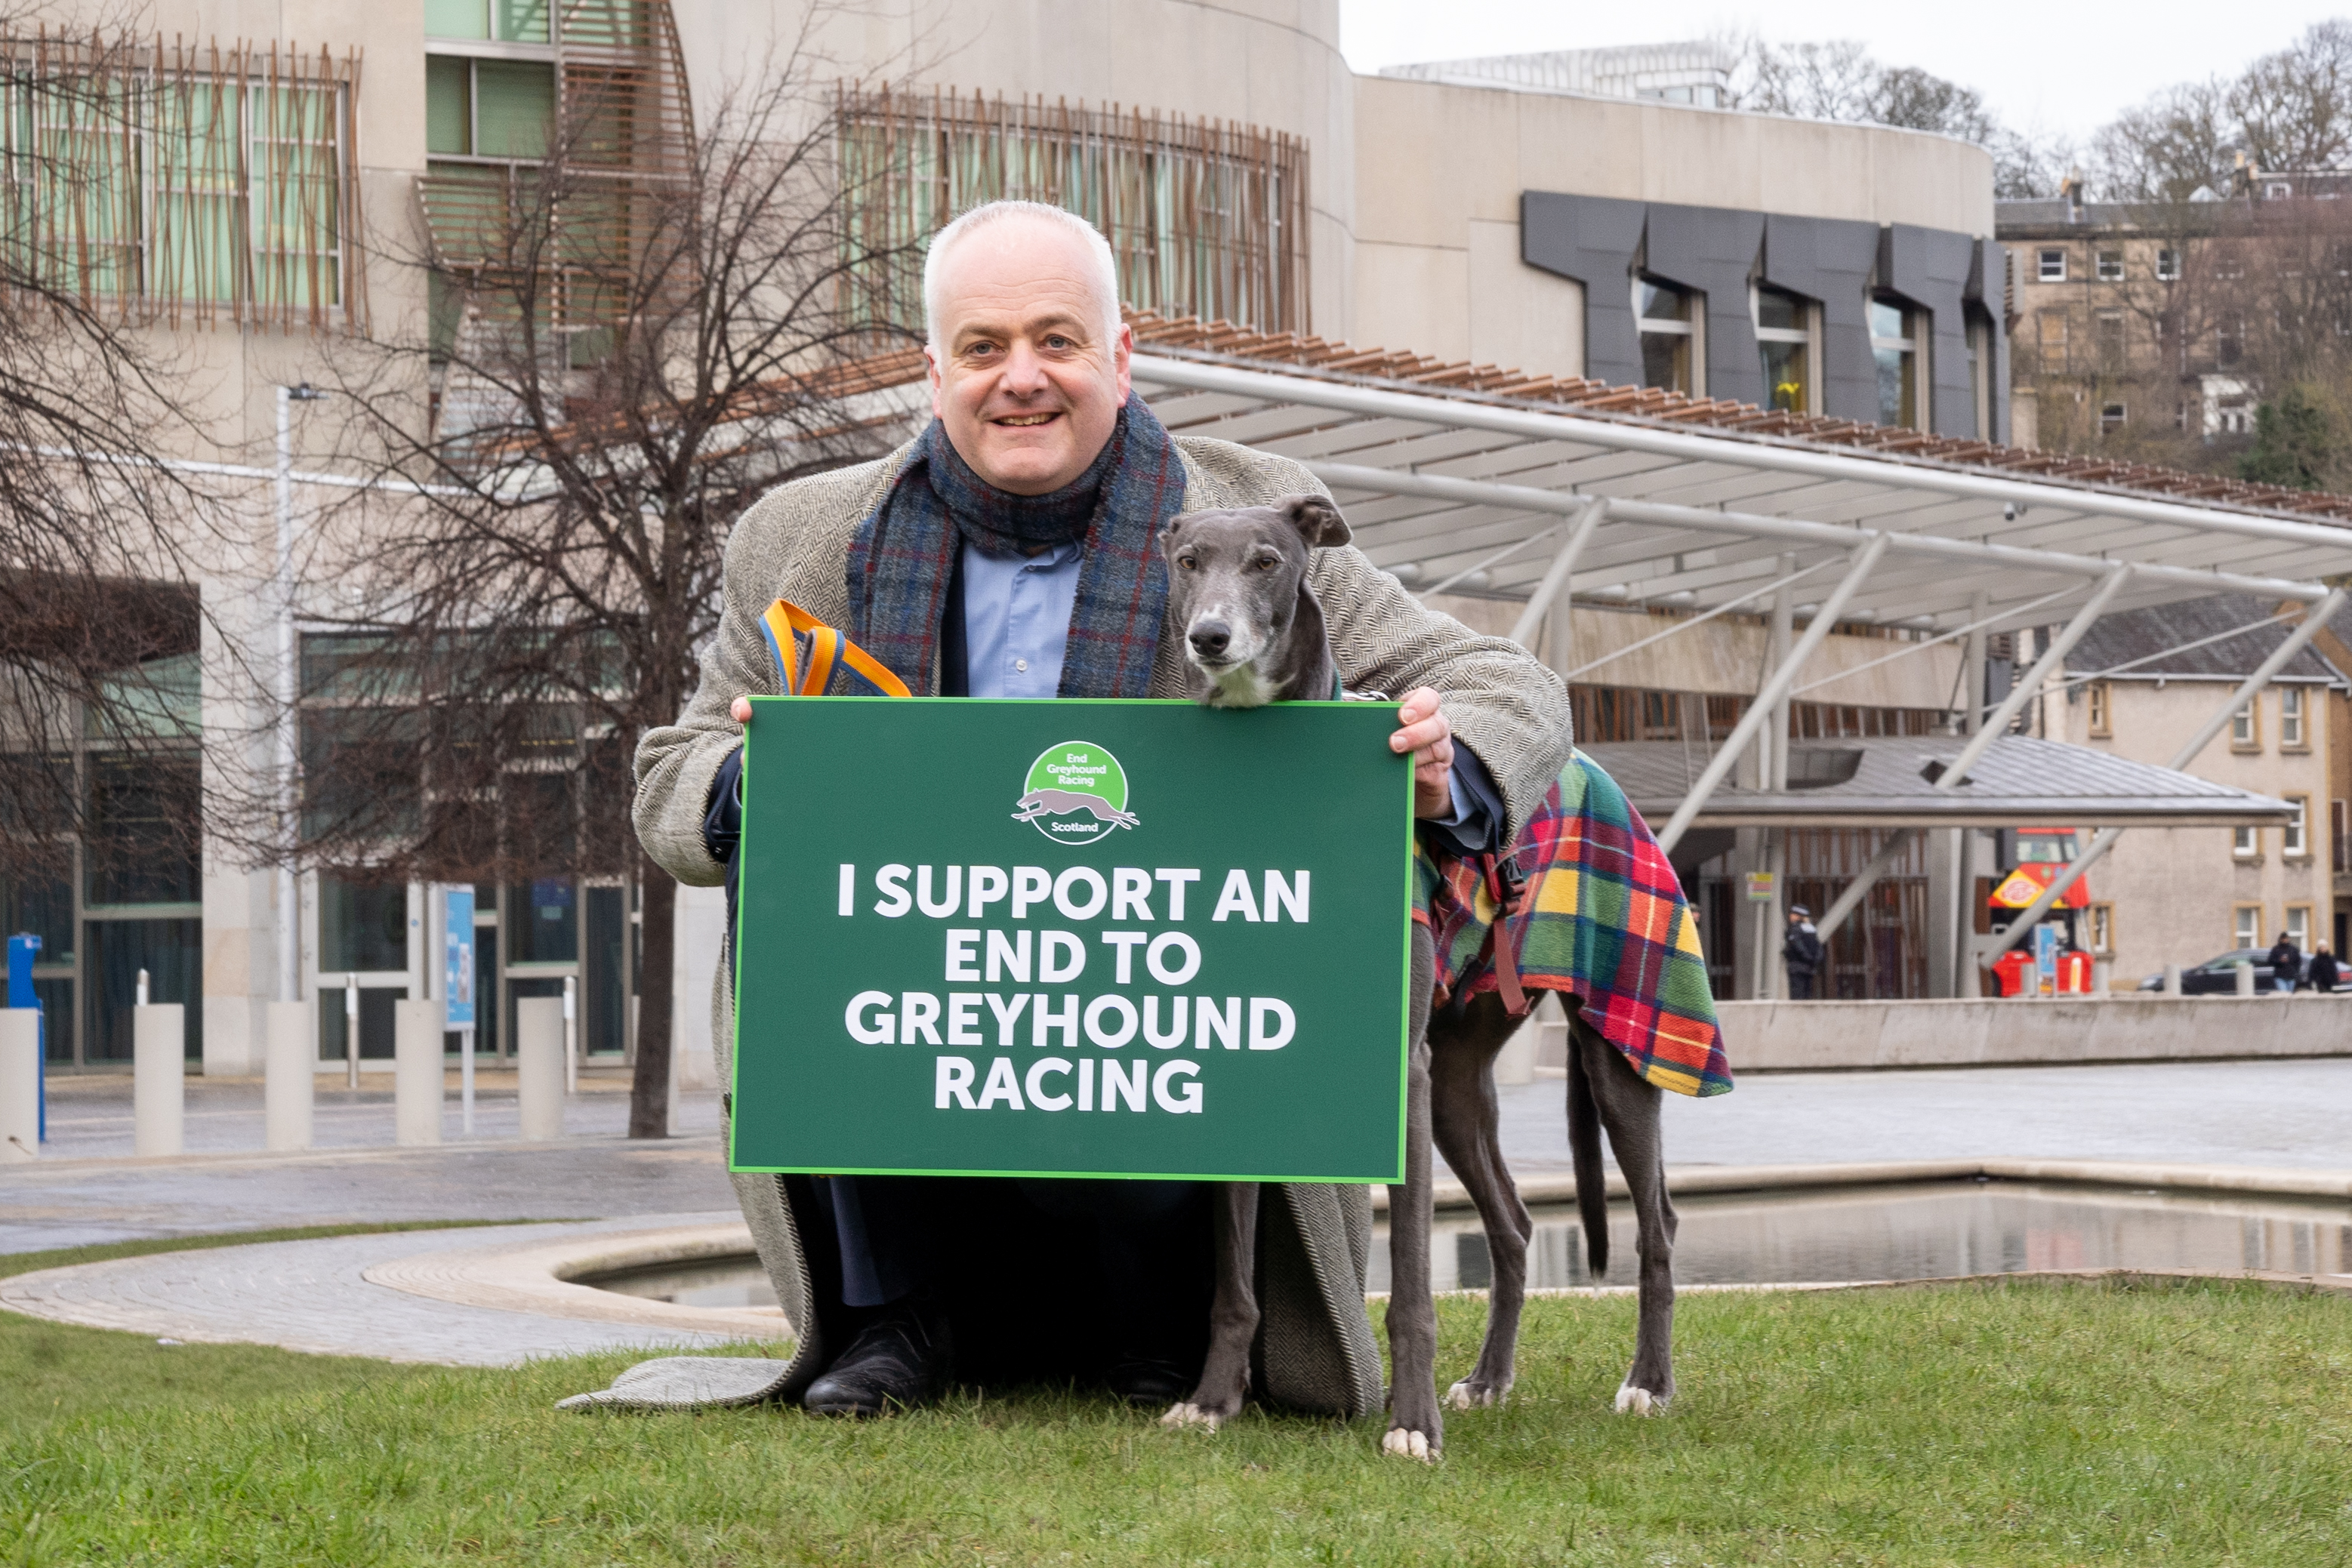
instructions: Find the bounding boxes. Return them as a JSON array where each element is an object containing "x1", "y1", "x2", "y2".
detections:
[{"x1": 630, "y1": 200, "x2": 1569, "y2": 1419}]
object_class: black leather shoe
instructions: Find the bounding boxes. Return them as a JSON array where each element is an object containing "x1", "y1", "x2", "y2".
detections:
[
  {"x1": 1107, "y1": 1355, "x2": 1196, "y2": 1406},
  {"x1": 803, "y1": 1302, "x2": 945, "y2": 1418}
]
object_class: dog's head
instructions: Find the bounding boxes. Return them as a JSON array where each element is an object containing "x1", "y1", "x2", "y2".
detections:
[{"x1": 1159, "y1": 494, "x2": 1352, "y2": 704}]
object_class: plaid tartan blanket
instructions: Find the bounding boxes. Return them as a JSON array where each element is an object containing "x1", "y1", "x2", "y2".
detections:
[{"x1": 1415, "y1": 750, "x2": 1731, "y2": 1098}]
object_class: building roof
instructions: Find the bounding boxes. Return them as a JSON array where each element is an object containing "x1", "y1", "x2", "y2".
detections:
[
  {"x1": 1112, "y1": 315, "x2": 2352, "y2": 635},
  {"x1": 1584, "y1": 735, "x2": 2295, "y2": 830},
  {"x1": 2067, "y1": 593, "x2": 2345, "y2": 682}
]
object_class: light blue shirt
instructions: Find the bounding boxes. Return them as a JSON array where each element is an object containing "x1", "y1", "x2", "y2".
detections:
[
  {"x1": 960, "y1": 538, "x2": 1084, "y2": 699},
  {"x1": 956, "y1": 536, "x2": 1488, "y2": 836}
]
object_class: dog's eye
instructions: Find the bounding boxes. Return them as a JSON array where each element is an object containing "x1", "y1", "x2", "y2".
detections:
[
  {"x1": 1176, "y1": 555, "x2": 1197, "y2": 571},
  {"x1": 1253, "y1": 556, "x2": 1278, "y2": 571}
]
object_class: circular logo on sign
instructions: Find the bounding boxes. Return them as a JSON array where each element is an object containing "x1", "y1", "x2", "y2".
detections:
[{"x1": 1013, "y1": 740, "x2": 1139, "y2": 846}]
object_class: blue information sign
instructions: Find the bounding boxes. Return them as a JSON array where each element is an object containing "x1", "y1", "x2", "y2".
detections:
[{"x1": 444, "y1": 889, "x2": 476, "y2": 1028}]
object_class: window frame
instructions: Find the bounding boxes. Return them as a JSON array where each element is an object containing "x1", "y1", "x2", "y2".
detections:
[
  {"x1": 2037, "y1": 247, "x2": 2067, "y2": 282},
  {"x1": 1867, "y1": 295, "x2": 1923, "y2": 429},
  {"x1": 2156, "y1": 247, "x2": 2181, "y2": 282},
  {"x1": 1631, "y1": 274, "x2": 1702, "y2": 396},
  {"x1": 2100, "y1": 401, "x2": 2127, "y2": 433},
  {"x1": 2233, "y1": 825, "x2": 2261, "y2": 861},
  {"x1": 2088, "y1": 901, "x2": 2116, "y2": 957},
  {"x1": 2283, "y1": 794, "x2": 2310, "y2": 860},
  {"x1": 2086, "y1": 680, "x2": 2111, "y2": 738},
  {"x1": 2286, "y1": 903, "x2": 2313, "y2": 953},
  {"x1": 2231, "y1": 698, "x2": 2260, "y2": 750},
  {"x1": 2334, "y1": 797, "x2": 2347, "y2": 873},
  {"x1": 2095, "y1": 248, "x2": 2124, "y2": 282},
  {"x1": 2233, "y1": 903, "x2": 2264, "y2": 949},
  {"x1": 2280, "y1": 686, "x2": 2307, "y2": 750},
  {"x1": 1752, "y1": 284, "x2": 1818, "y2": 415}
]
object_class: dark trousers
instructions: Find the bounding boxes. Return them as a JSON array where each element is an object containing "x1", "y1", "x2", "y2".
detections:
[{"x1": 1787, "y1": 969, "x2": 1817, "y2": 999}]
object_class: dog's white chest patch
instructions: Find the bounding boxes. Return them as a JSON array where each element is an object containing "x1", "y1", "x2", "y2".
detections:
[{"x1": 1204, "y1": 663, "x2": 1278, "y2": 709}]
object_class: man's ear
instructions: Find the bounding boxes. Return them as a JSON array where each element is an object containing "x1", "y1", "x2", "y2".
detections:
[{"x1": 1279, "y1": 493, "x2": 1352, "y2": 549}]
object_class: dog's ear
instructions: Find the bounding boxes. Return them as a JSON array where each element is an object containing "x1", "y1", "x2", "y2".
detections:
[
  {"x1": 1158, "y1": 515, "x2": 1189, "y2": 556},
  {"x1": 1278, "y1": 493, "x2": 1352, "y2": 550}
]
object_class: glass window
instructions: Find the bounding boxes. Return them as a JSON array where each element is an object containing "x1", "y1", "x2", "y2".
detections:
[
  {"x1": 2235, "y1": 904, "x2": 2262, "y2": 947},
  {"x1": 2287, "y1": 905, "x2": 2312, "y2": 950},
  {"x1": 2038, "y1": 248, "x2": 2067, "y2": 282},
  {"x1": 2233, "y1": 826, "x2": 2259, "y2": 859},
  {"x1": 2285, "y1": 797, "x2": 2310, "y2": 858},
  {"x1": 473, "y1": 60, "x2": 556, "y2": 161},
  {"x1": 2231, "y1": 700, "x2": 2258, "y2": 747},
  {"x1": 2087, "y1": 681, "x2": 2110, "y2": 738},
  {"x1": 2101, "y1": 402, "x2": 2126, "y2": 433},
  {"x1": 497, "y1": 0, "x2": 553, "y2": 44},
  {"x1": 85, "y1": 917, "x2": 202, "y2": 1063},
  {"x1": 586, "y1": 885, "x2": 627, "y2": 1055},
  {"x1": 509, "y1": 877, "x2": 579, "y2": 963},
  {"x1": 319, "y1": 876, "x2": 410, "y2": 974},
  {"x1": 2088, "y1": 904, "x2": 2115, "y2": 956},
  {"x1": 319, "y1": 982, "x2": 407, "y2": 1062},
  {"x1": 2156, "y1": 248, "x2": 2181, "y2": 281},
  {"x1": 2095, "y1": 310, "x2": 2125, "y2": 369},
  {"x1": 1755, "y1": 286, "x2": 1813, "y2": 414},
  {"x1": 1966, "y1": 318, "x2": 1989, "y2": 439},
  {"x1": 2280, "y1": 688, "x2": 2305, "y2": 747},
  {"x1": 2, "y1": 873, "x2": 75, "y2": 962},
  {"x1": 85, "y1": 756, "x2": 200, "y2": 906},
  {"x1": 1632, "y1": 276, "x2": 1697, "y2": 395},
  {"x1": 1869, "y1": 298, "x2": 1918, "y2": 428},
  {"x1": 2095, "y1": 249, "x2": 2123, "y2": 281},
  {"x1": 424, "y1": 0, "x2": 491, "y2": 39},
  {"x1": 426, "y1": 56, "x2": 472, "y2": 156}
]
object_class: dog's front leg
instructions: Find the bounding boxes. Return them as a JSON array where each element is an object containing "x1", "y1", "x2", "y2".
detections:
[
  {"x1": 1382, "y1": 929, "x2": 1441, "y2": 1460},
  {"x1": 1163, "y1": 1181, "x2": 1258, "y2": 1430}
]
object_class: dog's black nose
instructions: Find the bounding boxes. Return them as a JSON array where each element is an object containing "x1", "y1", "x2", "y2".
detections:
[{"x1": 1188, "y1": 621, "x2": 1231, "y2": 659}]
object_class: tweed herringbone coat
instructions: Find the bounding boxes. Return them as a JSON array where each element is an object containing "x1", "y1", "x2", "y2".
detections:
[{"x1": 565, "y1": 433, "x2": 1573, "y2": 1416}]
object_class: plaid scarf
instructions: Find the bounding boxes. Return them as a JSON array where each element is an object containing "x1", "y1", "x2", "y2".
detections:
[
  {"x1": 1416, "y1": 751, "x2": 1732, "y2": 1098},
  {"x1": 845, "y1": 399, "x2": 1183, "y2": 697}
]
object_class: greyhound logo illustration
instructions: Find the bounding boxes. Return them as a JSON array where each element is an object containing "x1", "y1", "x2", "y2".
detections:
[{"x1": 1014, "y1": 741, "x2": 1138, "y2": 845}]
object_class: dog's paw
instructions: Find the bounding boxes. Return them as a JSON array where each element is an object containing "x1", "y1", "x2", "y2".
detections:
[
  {"x1": 1160, "y1": 1401, "x2": 1223, "y2": 1432},
  {"x1": 1380, "y1": 1426, "x2": 1437, "y2": 1462},
  {"x1": 1444, "y1": 1379, "x2": 1507, "y2": 1411},
  {"x1": 1613, "y1": 1382, "x2": 1665, "y2": 1416}
]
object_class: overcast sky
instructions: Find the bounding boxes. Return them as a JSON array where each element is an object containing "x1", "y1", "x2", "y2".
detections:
[{"x1": 1339, "y1": 2, "x2": 2350, "y2": 143}]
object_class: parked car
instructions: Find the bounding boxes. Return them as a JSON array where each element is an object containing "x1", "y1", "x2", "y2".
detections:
[{"x1": 2138, "y1": 948, "x2": 2280, "y2": 993}]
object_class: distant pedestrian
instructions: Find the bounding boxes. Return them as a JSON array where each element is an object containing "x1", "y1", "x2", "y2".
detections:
[
  {"x1": 2269, "y1": 932, "x2": 2303, "y2": 993},
  {"x1": 2309, "y1": 941, "x2": 2340, "y2": 993},
  {"x1": 1783, "y1": 904, "x2": 1825, "y2": 999}
]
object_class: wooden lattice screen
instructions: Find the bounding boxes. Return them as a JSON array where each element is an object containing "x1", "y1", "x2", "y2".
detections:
[
  {"x1": 415, "y1": 0, "x2": 693, "y2": 325},
  {"x1": 0, "y1": 29, "x2": 366, "y2": 333},
  {"x1": 837, "y1": 84, "x2": 1312, "y2": 337}
]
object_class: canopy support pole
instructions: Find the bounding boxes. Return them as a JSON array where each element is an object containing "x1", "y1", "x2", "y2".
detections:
[
  {"x1": 1816, "y1": 565, "x2": 2134, "y2": 942},
  {"x1": 1999, "y1": 586, "x2": 2348, "y2": 947},
  {"x1": 1657, "y1": 533, "x2": 1888, "y2": 855},
  {"x1": 1508, "y1": 496, "x2": 1604, "y2": 649}
]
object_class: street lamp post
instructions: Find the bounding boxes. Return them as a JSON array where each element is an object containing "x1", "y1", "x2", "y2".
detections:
[{"x1": 275, "y1": 384, "x2": 326, "y2": 1015}]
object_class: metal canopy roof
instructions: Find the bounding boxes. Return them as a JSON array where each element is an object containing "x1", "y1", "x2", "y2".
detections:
[
  {"x1": 1128, "y1": 350, "x2": 2352, "y2": 633},
  {"x1": 1583, "y1": 735, "x2": 2295, "y2": 830}
]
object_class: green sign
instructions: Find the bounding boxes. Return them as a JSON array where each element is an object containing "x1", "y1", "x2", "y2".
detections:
[{"x1": 732, "y1": 698, "x2": 1415, "y2": 1183}]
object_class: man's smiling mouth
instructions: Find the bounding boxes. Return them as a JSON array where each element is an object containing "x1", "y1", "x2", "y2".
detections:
[{"x1": 994, "y1": 412, "x2": 1061, "y2": 427}]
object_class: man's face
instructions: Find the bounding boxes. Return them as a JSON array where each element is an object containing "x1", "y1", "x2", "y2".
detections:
[{"x1": 926, "y1": 219, "x2": 1131, "y2": 496}]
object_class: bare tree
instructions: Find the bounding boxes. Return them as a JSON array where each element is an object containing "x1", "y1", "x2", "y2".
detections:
[
  {"x1": 2091, "y1": 80, "x2": 2239, "y2": 203},
  {"x1": 2232, "y1": 20, "x2": 2352, "y2": 172},
  {"x1": 0, "y1": 26, "x2": 229, "y2": 890},
  {"x1": 307, "y1": 32, "x2": 923, "y2": 1134}
]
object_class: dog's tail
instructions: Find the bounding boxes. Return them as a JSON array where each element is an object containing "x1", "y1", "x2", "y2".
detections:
[{"x1": 1565, "y1": 1024, "x2": 1609, "y2": 1279}]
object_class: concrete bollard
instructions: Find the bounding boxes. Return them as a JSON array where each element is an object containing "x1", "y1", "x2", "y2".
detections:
[
  {"x1": 1493, "y1": 1011, "x2": 1540, "y2": 1086},
  {"x1": 264, "y1": 1000, "x2": 313, "y2": 1152},
  {"x1": 133, "y1": 1004, "x2": 186, "y2": 1157},
  {"x1": 2235, "y1": 960, "x2": 2256, "y2": 997},
  {"x1": 2, "y1": 1010, "x2": 39, "y2": 1163},
  {"x1": 516, "y1": 997, "x2": 566, "y2": 1141},
  {"x1": 2163, "y1": 962, "x2": 2184, "y2": 997},
  {"x1": 393, "y1": 999, "x2": 442, "y2": 1147}
]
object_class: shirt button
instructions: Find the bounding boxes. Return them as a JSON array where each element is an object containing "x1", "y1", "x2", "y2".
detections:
[{"x1": 1015, "y1": 658, "x2": 1029, "y2": 673}]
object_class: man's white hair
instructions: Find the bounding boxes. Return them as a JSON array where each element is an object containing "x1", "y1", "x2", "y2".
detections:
[{"x1": 923, "y1": 200, "x2": 1123, "y2": 352}]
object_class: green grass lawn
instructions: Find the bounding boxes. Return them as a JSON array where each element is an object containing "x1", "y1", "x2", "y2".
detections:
[{"x1": 5, "y1": 1232, "x2": 2351, "y2": 1565}]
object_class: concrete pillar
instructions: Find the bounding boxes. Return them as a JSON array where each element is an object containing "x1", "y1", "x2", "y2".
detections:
[
  {"x1": 1493, "y1": 1002, "x2": 1540, "y2": 1086},
  {"x1": 264, "y1": 1000, "x2": 313, "y2": 1152},
  {"x1": 133, "y1": 1005, "x2": 186, "y2": 1157},
  {"x1": 1, "y1": 1011, "x2": 38, "y2": 1163},
  {"x1": 516, "y1": 997, "x2": 566, "y2": 1141},
  {"x1": 393, "y1": 999, "x2": 442, "y2": 1147},
  {"x1": 2163, "y1": 962, "x2": 2184, "y2": 997},
  {"x1": 2235, "y1": 961, "x2": 2256, "y2": 997}
]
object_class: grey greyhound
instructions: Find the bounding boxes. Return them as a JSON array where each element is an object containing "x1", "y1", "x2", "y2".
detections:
[{"x1": 1152, "y1": 493, "x2": 1679, "y2": 1459}]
